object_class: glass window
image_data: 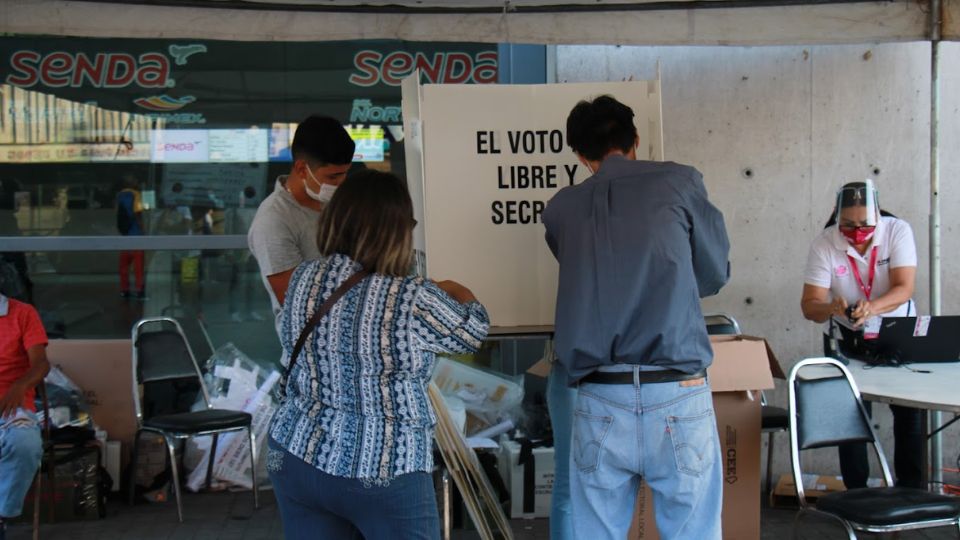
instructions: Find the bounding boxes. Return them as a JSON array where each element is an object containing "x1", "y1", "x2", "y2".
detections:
[
  {"x1": 1, "y1": 37, "x2": 498, "y2": 235},
  {"x1": 1, "y1": 36, "x2": 499, "y2": 346},
  {"x1": 9, "y1": 248, "x2": 279, "y2": 363}
]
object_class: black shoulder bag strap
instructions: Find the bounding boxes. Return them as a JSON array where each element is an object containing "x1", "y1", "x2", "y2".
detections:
[{"x1": 282, "y1": 269, "x2": 370, "y2": 394}]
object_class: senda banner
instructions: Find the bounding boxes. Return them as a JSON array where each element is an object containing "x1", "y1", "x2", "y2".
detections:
[{"x1": 0, "y1": 38, "x2": 499, "y2": 126}]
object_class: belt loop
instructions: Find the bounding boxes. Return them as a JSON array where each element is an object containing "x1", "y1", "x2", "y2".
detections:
[{"x1": 633, "y1": 365, "x2": 640, "y2": 387}]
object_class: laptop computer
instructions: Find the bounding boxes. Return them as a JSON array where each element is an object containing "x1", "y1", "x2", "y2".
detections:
[{"x1": 874, "y1": 316, "x2": 960, "y2": 364}]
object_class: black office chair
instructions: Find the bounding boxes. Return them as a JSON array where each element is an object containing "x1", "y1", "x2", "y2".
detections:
[
  {"x1": 760, "y1": 393, "x2": 789, "y2": 497},
  {"x1": 704, "y1": 313, "x2": 788, "y2": 496},
  {"x1": 128, "y1": 317, "x2": 258, "y2": 522},
  {"x1": 788, "y1": 357, "x2": 960, "y2": 538}
]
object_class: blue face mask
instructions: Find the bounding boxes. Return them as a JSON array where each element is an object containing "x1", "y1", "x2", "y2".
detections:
[{"x1": 0, "y1": 294, "x2": 8, "y2": 317}]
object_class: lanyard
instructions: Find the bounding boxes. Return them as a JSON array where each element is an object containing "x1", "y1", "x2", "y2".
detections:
[{"x1": 847, "y1": 246, "x2": 878, "y2": 300}]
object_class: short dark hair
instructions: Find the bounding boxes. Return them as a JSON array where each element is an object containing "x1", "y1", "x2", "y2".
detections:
[
  {"x1": 566, "y1": 95, "x2": 637, "y2": 162},
  {"x1": 291, "y1": 115, "x2": 355, "y2": 165},
  {"x1": 316, "y1": 170, "x2": 415, "y2": 276}
]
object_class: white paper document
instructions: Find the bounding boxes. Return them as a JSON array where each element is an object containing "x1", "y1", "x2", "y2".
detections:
[{"x1": 913, "y1": 316, "x2": 931, "y2": 337}]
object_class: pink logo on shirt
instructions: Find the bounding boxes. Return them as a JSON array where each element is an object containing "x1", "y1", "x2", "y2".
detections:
[{"x1": 835, "y1": 265, "x2": 848, "y2": 277}]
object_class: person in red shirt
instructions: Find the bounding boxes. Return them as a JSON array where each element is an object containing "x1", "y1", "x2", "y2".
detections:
[{"x1": 0, "y1": 292, "x2": 49, "y2": 539}]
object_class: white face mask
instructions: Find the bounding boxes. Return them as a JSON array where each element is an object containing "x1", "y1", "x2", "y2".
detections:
[{"x1": 304, "y1": 167, "x2": 337, "y2": 203}]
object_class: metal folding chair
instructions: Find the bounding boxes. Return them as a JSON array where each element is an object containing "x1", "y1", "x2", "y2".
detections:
[
  {"x1": 704, "y1": 312, "x2": 741, "y2": 336},
  {"x1": 160, "y1": 305, "x2": 216, "y2": 364},
  {"x1": 127, "y1": 317, "x2": 258, "y2": 522},
  {"x1": 788, "y1": 357, "x2": 960, "y2": 538}
]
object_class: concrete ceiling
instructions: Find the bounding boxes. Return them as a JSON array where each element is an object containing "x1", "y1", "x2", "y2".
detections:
[{"x1": 2, "y1": 0, "x2": 953, "y2": 45}]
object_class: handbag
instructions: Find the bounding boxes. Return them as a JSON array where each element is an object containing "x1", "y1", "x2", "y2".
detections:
[{"x1": 281, "y1": 269, "x2": 370, "y2": 395}]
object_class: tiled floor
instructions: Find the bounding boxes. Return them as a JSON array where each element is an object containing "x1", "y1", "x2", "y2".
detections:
[{"x1": 5, "y1": 490, "x2": 958, "y2": 540}]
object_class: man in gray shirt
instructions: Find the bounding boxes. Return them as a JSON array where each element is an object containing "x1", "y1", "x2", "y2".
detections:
[
  {"x1": 248, "y1": 116, "x2": 355, "y2": 334},
  {"x1": 543, "y1": 96, "x2": 730, "y2": 539}
]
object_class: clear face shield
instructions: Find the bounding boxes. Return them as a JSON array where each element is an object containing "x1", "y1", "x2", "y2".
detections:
[{"x1": 835, "y1": 179, "x2": 880, "y2": 245}]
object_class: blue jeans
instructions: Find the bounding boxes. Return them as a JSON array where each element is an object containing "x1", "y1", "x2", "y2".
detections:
[
  {"x1": 547, "y1": 361, "x2": 576, "y2": 540},
  {"x1": 570, "y1": 373, "x2": 722, "y2": 540},
  {"x1": 267, "y1": 437, "x2": 439, "y2": 540},
  {"x1": 0, "y1": 409, "x2": 42, "y2": 518}
]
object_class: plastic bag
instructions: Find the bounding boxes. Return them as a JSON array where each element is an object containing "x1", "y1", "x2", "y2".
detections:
[
  {"x1": 36, "y1": 366, "x2": 94, "y2": 429},
  {"x1": 184, "y1": 343, "x2": 279, "y2": 491},
  {"x1": 431, "y1": 356, "x2": 524, "y2": 435}
]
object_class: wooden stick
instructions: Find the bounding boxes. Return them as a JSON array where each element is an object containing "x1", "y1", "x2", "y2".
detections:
[
  {"x1": 430, "y1": 383, "x2": 514, "y2": 540},
  {"x1": 431, "y1": 388, "x2": 495, "y2": 538}
]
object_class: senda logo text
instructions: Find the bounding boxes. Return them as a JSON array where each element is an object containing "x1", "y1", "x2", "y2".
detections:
[
  {"x1": 6, "y1": 51, "x2": 173, "y2": 89},
  {"x1": 157, "y1": 142, "x2": 197, "y2": 152},
  {"x1": 349, "y1": 50, "x2": 497, "y2": 87}
]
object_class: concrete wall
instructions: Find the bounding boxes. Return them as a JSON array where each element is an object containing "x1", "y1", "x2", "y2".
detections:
[{"x1": 557, "y1": 42, "x2": 960, "y2": 485}]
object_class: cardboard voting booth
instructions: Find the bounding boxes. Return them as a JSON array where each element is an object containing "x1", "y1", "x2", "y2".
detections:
[
  {"x1": 629, "y1": 335, "x2": 784, "y2": 540},
  {"x1": 402, "y1": 76, "x2": 663, "y2": 327},
  {"x1": 403, "y1": 76, "x2": 777, "y2": 539}
]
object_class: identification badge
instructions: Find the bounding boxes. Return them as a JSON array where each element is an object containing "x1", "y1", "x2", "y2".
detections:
[
  {"x1": 913, "y1": 316, "x2": 931, "y2": 337},
  {"x1": 863, "y1": 316, "x2": 881, "y2": 340}
]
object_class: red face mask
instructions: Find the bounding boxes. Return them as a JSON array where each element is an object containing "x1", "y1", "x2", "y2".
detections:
[{"x1": 841, "y1": 226, "x2": 875, "y2": 245}]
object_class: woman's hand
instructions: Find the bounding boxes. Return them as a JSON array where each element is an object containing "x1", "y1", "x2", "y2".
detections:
[
  {"x1": 830, "y1": 296, "x2": 849, "y2": 319},
  {"x1": 850, "y1": 300, "x2": 874, "y2": 328},
  {"x1": 802, "y1": 284, "x2": 847, "y2": 324},
  {"x1": 434, "y1": 280, "x2": 478, "y2": 304}
]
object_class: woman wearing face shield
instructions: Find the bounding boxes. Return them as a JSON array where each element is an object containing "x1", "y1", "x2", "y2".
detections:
[{"x1": 800, "y1": 180, "x2": 923, "y2": 489}]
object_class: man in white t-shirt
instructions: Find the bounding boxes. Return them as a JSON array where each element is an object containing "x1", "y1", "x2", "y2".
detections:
[
  {"x1": 800, "y1": 180, "x2": 922, "y2": 489},
  {"x1": 248, "y1": 116, "x2": 355, "y2": 336}
]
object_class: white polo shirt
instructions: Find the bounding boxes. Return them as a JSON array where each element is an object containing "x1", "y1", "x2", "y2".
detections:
[{"x1": 804, "y1": 216, "x2": 917, "y2": 333}]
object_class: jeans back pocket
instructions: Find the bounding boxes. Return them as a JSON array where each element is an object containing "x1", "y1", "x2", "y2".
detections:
[
  {"x1": 573, "y1": 410, "x2": 613, "y2": 474},
  {"x1": 667, "y1": 409, "x2": 716, "y2": 477}
]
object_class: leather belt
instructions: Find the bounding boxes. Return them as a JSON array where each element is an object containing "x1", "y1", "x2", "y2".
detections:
[{"x1": 580, "y1": 368, "x2": 707, "y2": 385}]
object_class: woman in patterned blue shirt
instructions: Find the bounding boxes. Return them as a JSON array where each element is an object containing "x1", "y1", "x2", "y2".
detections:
[{"x1": 267, "y1": 169, "x2": 490, "y2": 540}]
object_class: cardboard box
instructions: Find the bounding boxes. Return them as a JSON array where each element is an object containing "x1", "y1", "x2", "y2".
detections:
[
  {"x1": 498, "y1": 440, "x2": 555, "y2": 518},
  {"x1": 46, "y1": 339, "x2": 137, "y2": 468},
  {"x1": 769, "y1": 474, "x2": 847, "y2": 508},
  {"x1": 629, "y1": 335, "x2": 782, "y2": 540}
]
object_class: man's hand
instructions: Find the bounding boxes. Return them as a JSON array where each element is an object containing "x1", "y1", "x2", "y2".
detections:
[
  {"x1": 2, "y1": 344, "x2": 52, "y2": 420},
  {"x1": 0, "y1": 381, "x2": 27, "y2": 420}
]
